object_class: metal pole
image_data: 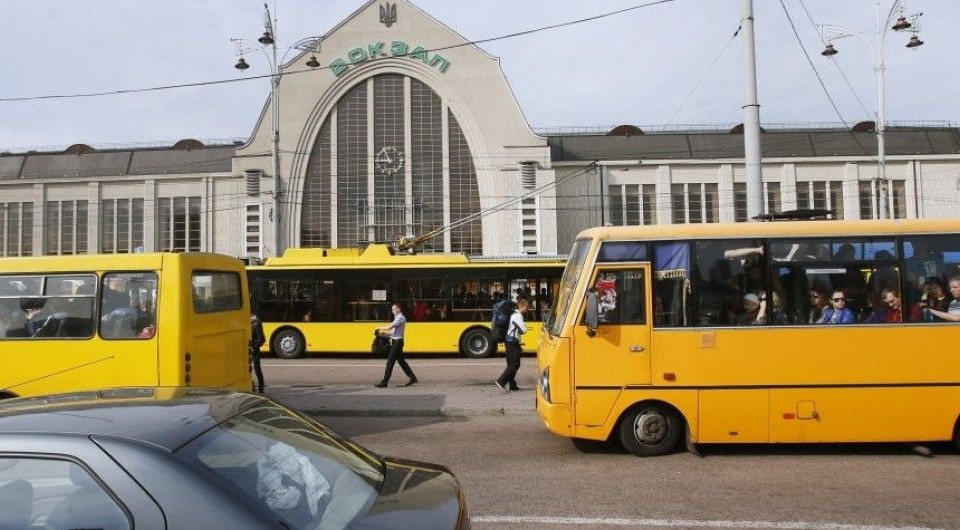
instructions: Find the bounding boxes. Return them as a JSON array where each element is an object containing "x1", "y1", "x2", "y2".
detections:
[
  {"x1": 875, "y1": 0, "x2": 889, "y2": 219},
  {"x1": 740, "y1": 0, "x2": 764, "y2": 220},
  {"x1": 265, "y1": 4, "x2": 284, "y2": 255},
  {"x1": 599, "y1": 165, "x2": 606, "y2": 226}
]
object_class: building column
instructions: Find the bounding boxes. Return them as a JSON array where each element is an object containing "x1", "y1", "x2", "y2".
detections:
[
  {"x1": 782, "y1": 163, "x2": 798, "y2": 211},
  {"x1": 842, "y1": 162, "x2": 859, "y2": 220},
  {"x1": 905, "y1": 159, "x2": 919, "y2": 219},
  {"x1": 441, "y1": 101, "x2": 452, "y2": 251},
  {"x1": 143, "y1": 180, "x2": 156, "y2": 252},
  {"x1": 656, "y1": 165, "x2": 672, "y2": 225},
  {"x1": 87, "y1": 182, "x2": 100, "y2": 253},
  {"x1": 330, "y1": 108, "x2": 338, "y2": 247},
  {"x1": 718, "y1": 164, "x2": 735, "y2": 223}
]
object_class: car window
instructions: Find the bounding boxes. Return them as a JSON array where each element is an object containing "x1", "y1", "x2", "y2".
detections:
[
  {"x1": 0, "y1": 457, "x2": 129, "y2": 530},
  {"x1": 176, "y1": 404, "x2": 383, "y2": 530}
]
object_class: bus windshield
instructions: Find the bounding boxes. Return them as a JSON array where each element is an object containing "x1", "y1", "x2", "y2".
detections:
[{"x1": 546, "y1": 239, "x2": 591, "y2": 337}]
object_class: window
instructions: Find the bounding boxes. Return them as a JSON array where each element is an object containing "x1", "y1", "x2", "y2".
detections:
[
  {"x1": 0, "y1": 274, "x2": 97, "y2": 339},
  {"x1": 609, "y1": 184, "x2": 656, "y2": 226},
  {"x1": 548, "y1": 240, "x2": 591, "y2": 336},
  {"x1": 902, "y1": 234, "x2": 960, "y2": 322},
  {"x1": 796, "y1": 181, "x2": 843, "y2": 219},
  {"x1": 157, "y1": 197, "x2": 201, "y2": 252},
  {"x1": 671, "y1": 183, "x2": 718, "y2": 224},
  {"x1": 590, "y1": 269, "x2": 646, "y2": 325},
  {"x1": 43, "y1": 200, "x2": 89, "y2": 255},
  {"x1": 101, "y1": 198, "x2": 144, "y2": 253},
  {"x1": 691, "y1": 240, "x2": 766, "y2": 327},
  {"x1": 100, "y1": 272, "x2": 158, "y2": 340},
  {"x1": 192, "y1": 272, "x2": 242, "y2": 313},
  {"x1": 175, "y1": 404, "x2": 381, "y2": 530},
  {"x1": 735, "y1": 182, "x2": 782, "y2": 222},
  {"x1": 0, "y1": 202, "x2": 34, "y2": 256},
  {"x1": 243, "y1": 202, "x2": 262, "y2": 259},
  {"x1": 0, "y1": 457, "x2": 129, "y2": 529},
  {"x1": 859, "y1": 180, "x2": 907, "y2": 220}
]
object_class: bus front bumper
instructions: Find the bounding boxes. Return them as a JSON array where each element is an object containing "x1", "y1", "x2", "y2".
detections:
[{"x1": 536, "y1": 395, "x2": 572, "y2": 437}]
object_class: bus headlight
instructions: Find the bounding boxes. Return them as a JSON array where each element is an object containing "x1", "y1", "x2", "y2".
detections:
[{"x1": 539, "y1": 366, "x2": 551, "y2": 404}]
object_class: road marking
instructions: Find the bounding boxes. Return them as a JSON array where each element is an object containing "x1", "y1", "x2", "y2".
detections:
[
  {"x1": 470, "y1": 516, "x2": 943, "y2": 530},
  {"x1": 266, "y1": 362, "x2": 500, "y2": 368}
]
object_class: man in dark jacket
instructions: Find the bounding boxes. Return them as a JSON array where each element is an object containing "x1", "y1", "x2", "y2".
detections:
[{"x1": 250, "y1": 314, "x2": 266, "y2": 393}]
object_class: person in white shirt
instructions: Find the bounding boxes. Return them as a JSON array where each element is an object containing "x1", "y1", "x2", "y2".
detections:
[
  {"x1": 495, "y1": 297, "x2": 529, "y2": 391},
  {"x1": 375, "y1": 303, "x2": 418, "y2": 387}
]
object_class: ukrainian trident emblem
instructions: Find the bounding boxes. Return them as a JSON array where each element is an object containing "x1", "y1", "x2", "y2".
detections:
[{"x1": 380, "y1": 3, "x2": 397, "y2": 28}]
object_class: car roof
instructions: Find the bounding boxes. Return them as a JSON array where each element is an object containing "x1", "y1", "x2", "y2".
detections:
[{"x1": 0, "y1": 387, "x2": 269, "y2": 451}]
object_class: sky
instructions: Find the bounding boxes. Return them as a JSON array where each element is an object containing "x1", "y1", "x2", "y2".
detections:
[{"x1": 1, "y1": 0, "x2": 957, "y2": 150}]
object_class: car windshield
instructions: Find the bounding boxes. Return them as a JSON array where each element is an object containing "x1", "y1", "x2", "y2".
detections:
[
  {"x1": 176, "y1": 404, "x2": 383, "y2": 530},
  {"x1": 546, "y1": 238, "x2": 591, "y2": 336}
]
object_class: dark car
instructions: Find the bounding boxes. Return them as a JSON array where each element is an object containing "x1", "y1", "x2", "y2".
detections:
[{"x1": 0, "y1": 387, "x2": 469, "y2": 529}]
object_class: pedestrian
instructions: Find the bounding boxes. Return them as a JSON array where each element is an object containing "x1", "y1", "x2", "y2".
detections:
[
  {"x1": 250, "y1": 313, "x2": 266, "y2": 393},
  {"x1": 375, "y1": 303, "x2": 418, "y2": 388},
  {"x1": 495, "y1": 297, "x2": 528, "y2": 392}
]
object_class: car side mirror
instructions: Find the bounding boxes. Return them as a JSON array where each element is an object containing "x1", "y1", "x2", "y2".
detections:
[{"x1": 585, "y1": 291, "x2": 598, "y2": 337}]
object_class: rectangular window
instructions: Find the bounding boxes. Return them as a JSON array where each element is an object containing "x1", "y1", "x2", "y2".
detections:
[
  {"x1": 608, "y1": 185, "x2": 623, "y2": 226},
  {"x1": 100, "y1": 272, "x2": 158, "y2": 340},
  {"x1": 797, "y1": 181, "x2": 843, "y2": 219},
  {"x1": 891, "y1": 181, "x2": 907, "y2": 219},
  {"x1": 158, "y1": 196, "x2": 201, "y2": 252},
  {"x1": 624, "y1": 185, "x2": 640, "y2": 226},
  {"x1": 590, "y1": 269, "x2": 646, "y2": 325},
  {"x1": 670, "y1": 184, "x2": 685, "y2": 224},
  {"x1": 766, "y1": 182, "x2": 781, "y2": 214},
  {"x1": 672, "y1": 183, "x2": 717, "y2": 224},
  {"x1": 858, "y1": 180, "x2": 906, "y2": 220},
  {"x1": 44, "y1": 200, "x2": 87, "y2": 255},
  {"x1": 192, "y1": 271, "x2": 242, "y2": 313},
  {"x1": 642, "y1": 184, "x2": 656, "y2": 226},
  {"x1": 609, "y1": 185, "x2": 656, "y2": 226},
  {"x1": 244, "y1": 202, "x2": 262, "y2": 259},
  {"x1": 102, "y1": 198, "x2": 145, "y2": 253},
  {"x1": 734, "y1": 183, "x2": 747, "y2": 222},
  {"x1": 1, "y1": 273, "x2": 97, "y2": 339}
]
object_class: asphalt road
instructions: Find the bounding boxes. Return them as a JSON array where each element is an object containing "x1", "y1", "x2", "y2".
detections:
[
  {"x1": 262, "y1": 356, "x2": 540, "y2": 387},
  {"x1": 319, "y1": 414, "x2": 960, "y2": 530}
]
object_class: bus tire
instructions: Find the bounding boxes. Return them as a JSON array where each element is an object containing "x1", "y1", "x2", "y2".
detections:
[
  {"x1": 618, "y1": 403, "x2": 683, "y2": 457},
  {"x1": 272, "y1": 328, "x2": 305, "y2": 359},
  {"x1": 571, "y1": 437, "x2": 615, "y2": 453},
  {"x1": 460, "y1": 328, "x2": 492, "y2": 358}
]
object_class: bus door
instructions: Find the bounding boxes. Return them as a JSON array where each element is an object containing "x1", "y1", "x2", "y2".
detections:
[{"x1": 573, "y1": 265, "x2": 652, "y2": 426}]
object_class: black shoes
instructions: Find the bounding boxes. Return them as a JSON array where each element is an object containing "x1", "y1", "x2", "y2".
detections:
[
  {"x1": 374, "y1": 382, "x2": 388, "y2": 388},
  {"x1": 509, "y1": 386, "x2": 520, "y2": 391},
  {"x1": 403, "y1": 377, "x2": 418, "y2": 387}
]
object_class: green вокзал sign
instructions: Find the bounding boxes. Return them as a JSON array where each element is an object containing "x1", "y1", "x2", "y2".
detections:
[{"x1": 329, "y1": 41, "x2": 451, "y2": 77}]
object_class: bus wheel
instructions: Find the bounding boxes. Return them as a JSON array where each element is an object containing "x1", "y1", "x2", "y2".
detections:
[
  {"x1": 272, "y1": 329, "x2": 305, "y2": 359},
  {"x1": 618, "y1": 403, "x2": 682, "y2": 457},
  {"x1": 460, "y1": 328, "x2": 492, "y2": 358}
]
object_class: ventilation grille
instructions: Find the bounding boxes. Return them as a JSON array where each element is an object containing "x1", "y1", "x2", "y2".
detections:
[
  {"x1": 244, "y1": 170, "x2": 262, "y2": 196},
  {"x1": 519, "y1": 162, "x2": 537, "y2": 190}
]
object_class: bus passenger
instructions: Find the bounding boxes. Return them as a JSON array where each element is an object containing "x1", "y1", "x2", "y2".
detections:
[
  {"x1": 19, "y1": 298, "x2": 48, "y2": 337},
  {"x1": 914, "y1": 278, "x2": 949, "y2": 322},
  {"x1": 880, "y1": 288, "x2": 903, "y2": 323},
  {"x1": 818, "y1": 290, "x2": 856, "y2": 324},
  {"x1": 926, "y1": 276, "x2": 960, "y2": 322},
  {"x1": 737, "y1": 293, "x2": 763, "y2": 325},
  {"x1": 806, "y1": 288, "x2": 829, "y2": 324}
]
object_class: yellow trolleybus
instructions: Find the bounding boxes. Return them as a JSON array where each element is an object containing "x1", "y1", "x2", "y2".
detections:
[
  {"x1": 537, "y1": 219, "x2": 960, "y2": 455},
  {"x1": 247, "y1": 244, "x2": 565, "y2": 358},
  {"x1": 0, "y1": 253, "x2": 252, "y2": 398}
]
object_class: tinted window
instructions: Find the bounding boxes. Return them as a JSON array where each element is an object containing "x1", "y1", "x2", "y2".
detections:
[
  {"x1": 0, "y1": 457, "x2": 129, "y2": 529},
  {"x1": 101, "y1": 272, "x2": 158, "y2": 340},
  {"x1": 0, "y1": 274, "x2": 97, "y2": 339},
  {"x1": 590, "y1": 269, "x2": 646, "y2": 324},
  {"x1": 597, "y1": 241, "x2": 649, "y2": 263},
  {"x1": 547, "y1": 239, "x2": 591, "y2": 336},
  {"x1": 177, "y1": 405, "x2": 383, "y2": 529},
  {"x1": 192, "y1": 271, "x2": 242, "y2": 313}
]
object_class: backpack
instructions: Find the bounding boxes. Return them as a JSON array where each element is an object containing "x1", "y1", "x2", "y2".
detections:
[{"x1": 490, "y1": 299, "x2": 515, "y2": 343}]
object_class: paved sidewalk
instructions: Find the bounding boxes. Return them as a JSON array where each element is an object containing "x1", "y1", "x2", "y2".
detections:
[{"x1": 266, "y1": 382, "x2": 537, "y2": 417}]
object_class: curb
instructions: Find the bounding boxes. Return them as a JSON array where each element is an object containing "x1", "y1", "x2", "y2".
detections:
[{"x1": 298, "y1": 406, "x2": 536, "y2": 418}]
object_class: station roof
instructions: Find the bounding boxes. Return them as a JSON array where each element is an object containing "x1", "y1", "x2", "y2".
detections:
[{"x1": 546, "y1": 126, "x2": 960, "y2": 162}]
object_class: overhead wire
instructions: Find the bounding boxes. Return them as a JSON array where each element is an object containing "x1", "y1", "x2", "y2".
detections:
[{"x1": 0, "y1": 0, "x2": 675, "y2": 104}]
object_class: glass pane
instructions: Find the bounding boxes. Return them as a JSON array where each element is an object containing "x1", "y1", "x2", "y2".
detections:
[
  {"x1": 593, "y1": 269, "x2": 645, "y2": 324},
  {"x1": 598, "y1": 241, "x2": 648, "y2": 262},
  {"x1": 100, "y1": 272, "x2": 159, "y2": 340},
  {"x1": 642, "y1": 185, "x2": 656, "y2": 225},
  {"x1": 45, "y1": 202, "x2": 59, "y2": 255},
  {"x1": 158, "y1": 198, "x2": 171, "y2": 252},
  {"x1": 117, "y1": 199, "x2": 130, "y2": 253},
  {"x1": 132, "y1": 198, "x2": 144, "y2": 252},
  {"x1": 188, "y1": 197, "x2": 201, "y2": 252},
  {"x1": 858, "y1": 181, "x2": 874, "y2": 220},
  {"x1": 671, "y1": 184, "x2": 685, "y2": 224},
  {"x1": 61, "y1": 202, "x2": 74, "y2": 255},
  {"x1": 192, "y1": 272, "x2": 243, "y2": 313},
  {"x1": 734, "y1": 182, "x2": 747, "y2": 222},
  {"x1": 692, "y1": 240, "x2": 766, "y2": 326},
  {"x1": 547, "y1": 239, "x2": 590, "y2": 336},
  {"x1": 0, "y1": 457, "x2": 130, "y2": 529},
  {"x1": 77, "y1": 201, "x2": 88, "y2": 254},
  {"x1": 608, "y1": 185, "x2": 623, "y2": 226},
  {"x1": 689, "y1": 185, "x2": 702, "y2": 224},
  {"x1": 102, "y1": 200, "x2": 116, "y2": 253},
  {"x1": 624, "y1": 185, "x2": 640, "y2": 226}
]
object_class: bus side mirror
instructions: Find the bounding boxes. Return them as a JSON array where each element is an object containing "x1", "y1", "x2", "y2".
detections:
[{"x1": 585, "y1": 291, "x2": 598, "y2": 337}]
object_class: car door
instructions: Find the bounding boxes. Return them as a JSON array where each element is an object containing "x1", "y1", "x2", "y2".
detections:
[
  {"x1": 572, "y1": 265, "x2": 652, "y2": 426},
  {"x1": 0, "y1": 434, "x2": 166, "y2": 529}
]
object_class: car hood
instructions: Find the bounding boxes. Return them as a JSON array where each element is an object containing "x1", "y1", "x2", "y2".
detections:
[{"x1": 352, "y1": 457, "x2": 465, "y2": 529}]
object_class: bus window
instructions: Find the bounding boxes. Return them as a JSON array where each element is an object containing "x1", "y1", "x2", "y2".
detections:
[
  {"x1": 344, "y1": 277, "x2": 390, "y2": 322},
  {"x1": 653, "y1": 242, "x2": 690, "y2": 328},
  {"x1": 590, "y1": 270, "x2": 645, "y2": 325},
  {"x1": 0, "y1": 274, "x2": 97, "y2": 339},
  {"x1": 192, "y1": 272, "x2": 243, "y2": 314},
  {"x1": 694, "y1": 240, "x2": 765, "y2": 327},
  {"x1": 101, "y1": 272, "x2": 158, "y2": 340}
]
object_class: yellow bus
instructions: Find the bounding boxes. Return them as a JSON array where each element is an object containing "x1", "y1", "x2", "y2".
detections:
[
  {"x1": 0, "y1": 253, "x2": 252, "y2": 399},
  {"x1": 247, "y1": 244, "x2": 565, "y2": 358},
  {"x1": 537, "y1": 219, "x2": 960, "y2": 456}
]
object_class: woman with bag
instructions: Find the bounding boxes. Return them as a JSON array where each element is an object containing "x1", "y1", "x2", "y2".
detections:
[{"x1": 495, "y1": 297, "x2": 528, "y2": 392}]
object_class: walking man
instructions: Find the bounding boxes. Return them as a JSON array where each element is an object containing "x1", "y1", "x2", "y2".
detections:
[
  {"x1": 375, "y1": 303, "x2": 418, "y2": 387},
  {"x1": 250, "y1": 313, "x2": 266, "y2": 393},
  {"x1": 495, "y1": 297, "x2": 529, "y2": 391}
]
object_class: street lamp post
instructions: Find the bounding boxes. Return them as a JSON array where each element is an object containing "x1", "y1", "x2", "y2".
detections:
[
  {"x1": 233, "y1": 4, "x2": 323, "y2": 257},
  {"x1": 820, "y1": 1, "x2": 924, "y2": 220}
]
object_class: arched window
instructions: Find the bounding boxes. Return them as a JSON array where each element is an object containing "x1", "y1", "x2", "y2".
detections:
[{"x1": 301, "y1": 74, "x2": 481, "y2": 254}]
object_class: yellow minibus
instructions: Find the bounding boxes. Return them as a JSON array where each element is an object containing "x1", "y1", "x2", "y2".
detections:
[
  {"x1": 0, "y1": 253, "x2": 252, "y2": 398},
  {"x1": 537, "y1": 219, "x2": 960, "y2": 456}
]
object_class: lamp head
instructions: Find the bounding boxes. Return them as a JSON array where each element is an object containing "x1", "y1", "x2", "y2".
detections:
[
  {"x1": 306, "y1": 55, "x2": 320, "y2": 68},
  {"x1": 258, "y1": 31, "x2": 274, "y2": 45},
  {"x1": 906, "y1": 35, "x2": 924, "y2": 48},
  {"x1": 234, "y1": 57, "x2": 250, "y2": 70},
  {"x1": 892, "y1": 16, "x2": 912, "y2": 31},
  {"x1": 821, "y1": 43, "x2": 838, "y2": 57}
]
